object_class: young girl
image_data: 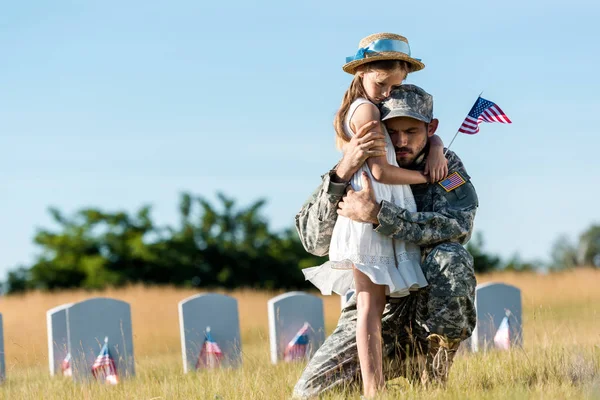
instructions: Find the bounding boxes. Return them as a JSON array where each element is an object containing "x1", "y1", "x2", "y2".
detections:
[{"x1": 302, "y1": 33, "x2": 447, "y2": 398}]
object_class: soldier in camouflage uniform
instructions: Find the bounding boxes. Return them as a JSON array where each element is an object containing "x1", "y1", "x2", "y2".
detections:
[{"x1": 293, "y1": 85, "x2": 479, "y2": 398}]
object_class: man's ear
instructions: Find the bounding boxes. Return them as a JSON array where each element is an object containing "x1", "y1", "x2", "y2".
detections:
[{"x1": 427, "y1": 119, "x2": 439, "y2": 137}]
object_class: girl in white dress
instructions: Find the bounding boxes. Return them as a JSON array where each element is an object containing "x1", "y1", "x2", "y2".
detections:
[{"x1": 302, "y1": 33, "x2": 447, "y2": 398}]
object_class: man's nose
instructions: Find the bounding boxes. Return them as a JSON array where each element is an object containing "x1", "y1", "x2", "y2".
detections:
[{"x1": 394, "y1": 133, "x2": 408, "y2": 146}]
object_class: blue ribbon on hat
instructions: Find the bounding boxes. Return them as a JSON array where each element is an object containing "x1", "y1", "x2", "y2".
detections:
[{"x1": 345, "y1": 38, "x2": 421, "y2": 63}]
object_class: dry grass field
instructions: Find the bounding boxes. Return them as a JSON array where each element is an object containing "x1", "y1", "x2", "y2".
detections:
[{"x1": 0, "y1": 268, "x2": 598, "y2": 399}]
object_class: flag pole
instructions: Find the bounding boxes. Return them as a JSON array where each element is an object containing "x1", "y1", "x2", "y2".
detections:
[
  {"x1": 443, "y1": 130, "x2": 461, "y2": 156},
  {"x1": 444, "y1": 91, "x2": 484, "y2": 156}
]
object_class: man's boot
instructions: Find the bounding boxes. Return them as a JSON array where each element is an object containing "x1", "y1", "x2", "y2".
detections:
[{"x1": 421, "y1": 333, "x2": 461, "y2": 386}]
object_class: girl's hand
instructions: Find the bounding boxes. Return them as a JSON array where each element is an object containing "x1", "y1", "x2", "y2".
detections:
[
  {"x1": 336, "y1": 121, "x2": 387, "y2": 181},
  {"x1": 424, "y1": 146, "x2": 448, "y2": 183}
]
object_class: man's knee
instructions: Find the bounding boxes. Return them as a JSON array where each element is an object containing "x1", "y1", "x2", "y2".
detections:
[
  {"x1": 292, "y1": 349, "x2": 357, "y2": 399},
  {"x1": 292, "y1": 311, "x2": 359, "y2": 398},
  {"x1": 292, "y1": 375, "x2": 319, "y2": 399},
  {"x1": 422, "y1": 243, "x2": 477, "y2": 339},
  {"x1": 292, "y1": 354, "x2": 332, "y2": 399},
  {"x1": 423, "y1": 242, "x2": 476, "y2": 297}
]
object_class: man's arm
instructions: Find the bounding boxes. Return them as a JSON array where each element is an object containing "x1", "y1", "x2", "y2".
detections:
[
  {"x1": 295, "y1": 171, "x2": 347, "y2": 256},
  {"x1": 374, "y1": 180, "x2": 478, "y2": 246},
  {"x1": 375, "y1": 150, "x2": 478, "y2": 246},
  {"x1": 337, "y1": 150, "x2": 478, "y2": 247}
]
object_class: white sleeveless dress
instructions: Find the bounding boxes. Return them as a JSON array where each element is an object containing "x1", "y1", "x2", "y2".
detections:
[{"x1": 303, "y1": 98, "x2": 427, "y2": 297}]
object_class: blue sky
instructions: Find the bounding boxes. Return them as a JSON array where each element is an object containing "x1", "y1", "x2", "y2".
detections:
[{"x1": 1, "y1": 1, "x2": 599, "y2": 279}]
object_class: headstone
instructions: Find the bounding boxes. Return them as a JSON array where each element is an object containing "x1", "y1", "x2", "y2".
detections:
[
  {"x1": 268, "y1": 291, "x2": 325, "y2": 364},
  {"x1": 47, "y1": 303, "x2": 73, "y2": 376},
  {"x1": 341, "y1": 289, "x2": 355, "y2": 309},
  {"x1": 0, "y1": 313, "x2": 5, "y2": 382},
  {"x1": 178, "y1": 293, "x2": 242, "y2": 373},
  {"x1": 470, "y1": 282, "x2": 522, "y2": 352},
  {"x1": 67, "y1": 298, "x2": 135, "y2": 382}
]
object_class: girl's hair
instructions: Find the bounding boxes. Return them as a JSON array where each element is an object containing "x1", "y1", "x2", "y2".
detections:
[{"x1": 334, "y1": 60, "x2": 411, "y2": 149}]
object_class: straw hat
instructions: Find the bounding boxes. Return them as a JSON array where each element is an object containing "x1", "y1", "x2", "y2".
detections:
[{"x1": 342, "y1": 33, "x2": 425, "y2": 75}]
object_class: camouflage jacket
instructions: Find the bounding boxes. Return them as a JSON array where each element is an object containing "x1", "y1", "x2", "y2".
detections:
[{"x1": 294, "y1": 149, "x2": 478, "y2": 259}]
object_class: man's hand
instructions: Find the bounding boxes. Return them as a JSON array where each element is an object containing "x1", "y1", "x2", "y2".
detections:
[
  {"x1": 334, "y1": 121, "x2": 387, "y2": 182},
  {"x1": 337, "y1": 172, "x2": 380, "y2": 225}
]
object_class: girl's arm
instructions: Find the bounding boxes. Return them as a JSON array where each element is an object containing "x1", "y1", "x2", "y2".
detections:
[
  {"x1": 424, "y1": 135, "x2": 448, "y2": 182},
  {"x1": 350, "y1": 103, "x2": 428, "y2": 185}
]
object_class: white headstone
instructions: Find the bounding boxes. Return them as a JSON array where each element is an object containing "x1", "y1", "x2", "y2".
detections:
[
  {"x1": 67, "y1": 298, "x2": 135, "y2": 382},
  {"x1": 341, "y1": 289, "x2": 355, "y2": 309},
  {"x1": 470, "y1": 282, "x2": 522, "y2": 352},
  {"x1": 47, "y1": 303, "x2": 73, "y2": 376},
  {"x1": 178, "y1": 293, "x2": 242, "y2": 373},
  {"x1": 0, "y1": 313, "x2": 5, "y2": 382},
  {"x1": 268, "y1": 291, "x2": 325, "y2": 364}
]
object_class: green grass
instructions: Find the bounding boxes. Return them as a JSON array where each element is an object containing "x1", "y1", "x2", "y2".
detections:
[
  {"x1": 1, "y1": 269, "x2": 599, "y2": 399},
  {"x1": 2, "y1": 344, "x2": 598, "y2": 399}
]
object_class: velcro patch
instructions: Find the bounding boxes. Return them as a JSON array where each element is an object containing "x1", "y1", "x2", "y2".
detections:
[{"x1": 439, "y1": 171, "x2": 467, "y2": 192}]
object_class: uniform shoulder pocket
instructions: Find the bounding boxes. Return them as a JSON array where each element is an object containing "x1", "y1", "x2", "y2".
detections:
[
  {"x1": 445, "y1": 181, "x2": 478, "y2": 210},
  {"x1": 438, "y1": 168, "x2": 478, "y2": 210}
]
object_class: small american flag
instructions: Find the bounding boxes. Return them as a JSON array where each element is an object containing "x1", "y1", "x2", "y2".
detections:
[
  {"x1": 91, "y1": 337, "x2": 118, "y2": 384},
  {"x1": 284, "y1": 322, "x2": 312, "y2": 362},
  {"x1": 494, "y1": 314, "x2": 511, "y2": 350},
  {"x1": 458, "y1": 97, "x2": 511, "y2": 135},
  {"x1": 61, "y1": 352, "x2": 72, "y2": 377},
  {"x1": 439, "y1": 172, "x2": 466, "y2": 192},
  {"x1": 196, "y1": 326, "x2": 224, "y2": 369}
]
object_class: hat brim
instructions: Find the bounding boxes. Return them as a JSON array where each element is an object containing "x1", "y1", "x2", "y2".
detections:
[
  {"x1": 381, "y1": 108, "x2": 431, "y2": 124},
  {"x1": 342, "y1": 52, "x2": 425, "y2": 75}
]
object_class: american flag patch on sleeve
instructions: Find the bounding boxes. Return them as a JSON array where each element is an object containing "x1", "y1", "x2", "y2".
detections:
[{"x1": 439, "y1": 172, "x2": 467, "y2": 192}]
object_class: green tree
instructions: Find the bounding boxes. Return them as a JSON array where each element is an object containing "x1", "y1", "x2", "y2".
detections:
[
  {"x1": 503, "y1": 253, "x2": 537, "y2": 272},
  {"x1": 5, "y1": 267, "x2": 31, "y2": 293},
  {"x1": 4, "y1": 192, "x2": 325, "y2": 293},
  {"x1": 576, "y1": 225, "x2": 600, "y2": 267},
  {"x1": 19, "y1": 205, "x2": 157, "y2": 291},
  {"x1": 549, "y1": 234, "x2": 578, "y2": 270}
]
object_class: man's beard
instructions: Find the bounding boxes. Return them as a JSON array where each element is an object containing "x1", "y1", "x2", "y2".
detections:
[
  {"x1": 394, "y1": 141, "x2": 428, "y2": 167},
  {"x1": 395, "y1": 147, "x2": 415, "y2": 167}
]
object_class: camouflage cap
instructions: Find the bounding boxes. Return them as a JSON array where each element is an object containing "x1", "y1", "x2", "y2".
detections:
[{"x1": 380, "y1": 84, "x2": 433, "y2": 123}]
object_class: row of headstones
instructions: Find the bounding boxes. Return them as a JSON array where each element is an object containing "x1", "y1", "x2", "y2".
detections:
[
  {"x1": 44, "y1": 292, "x2": 326, "y2": 381},
  {"x1": 0, "y1": 282, "x2": 522, "y2": 383}
]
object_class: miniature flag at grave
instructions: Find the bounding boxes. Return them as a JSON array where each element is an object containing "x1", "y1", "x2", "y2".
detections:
[
  {"x1": 61, "y1": 353, "x2": 72, "y2": 377},
  {"x1": 284, "y1": 322, "x2": 312, "y2": 362},
  {"x1": 494, "y1": 312, "x2": 511, "y2": 350},
  {"x1": 91, "y1": 337, "x2": 118, "y2": 384},
  {"x1": 195, "y1": 327, "x2": 223, "y2": 369}
]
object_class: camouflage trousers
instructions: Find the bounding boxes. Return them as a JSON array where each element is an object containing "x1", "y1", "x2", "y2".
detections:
[{"x1": 292, "y1": 242, "x2": 477, "y2": 398}]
